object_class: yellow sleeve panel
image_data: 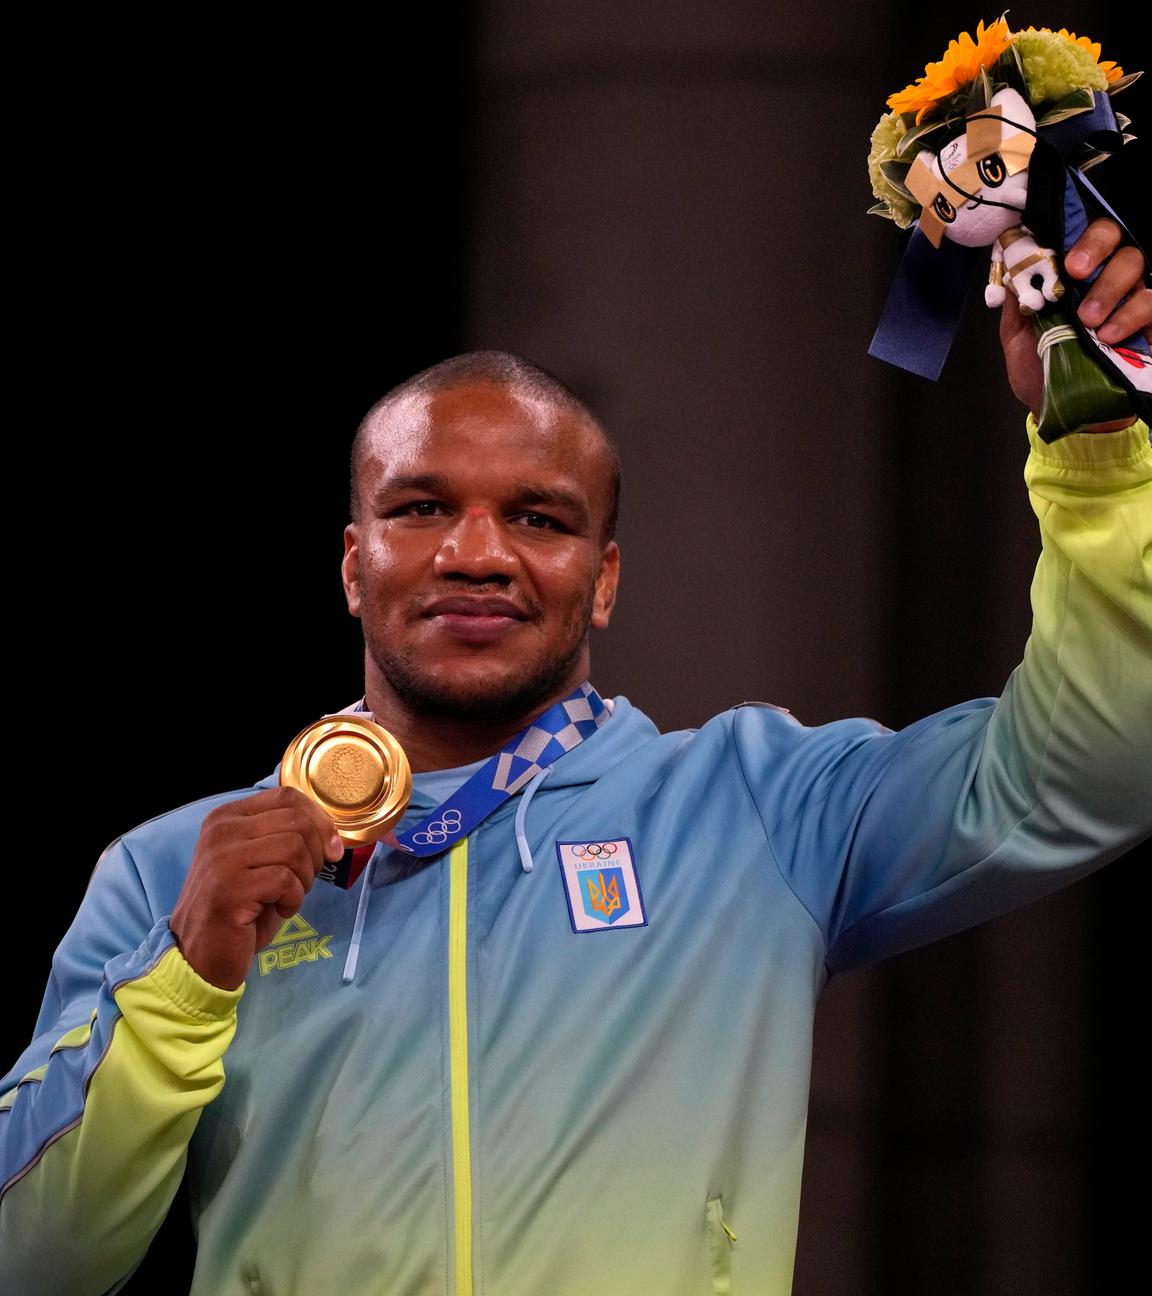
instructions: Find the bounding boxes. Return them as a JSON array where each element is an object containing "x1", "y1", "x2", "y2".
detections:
[
  {"x1": 1009, "y1": 418, "x2": 1151, "y2": 835},
  {"x1": 0, "y1": 942, "x2": 243, "y2": 1296}
]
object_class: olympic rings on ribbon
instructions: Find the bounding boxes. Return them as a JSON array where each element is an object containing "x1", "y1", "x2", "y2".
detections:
[
  {"x1": 412, "y1": 808, "x2": 464, "y2": 846},
  {"x1": 573, "y1": 842, "x2": 618, "y2": 859}
]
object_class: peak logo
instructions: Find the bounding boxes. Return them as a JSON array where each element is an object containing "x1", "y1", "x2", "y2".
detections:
[{"x1": 257, "y1": 915, "x2": 335, "y2": 976}]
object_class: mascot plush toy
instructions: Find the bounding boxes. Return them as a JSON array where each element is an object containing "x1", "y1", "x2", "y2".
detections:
[
  {"x1": 906, "y1": 87, "x2": 1062, "y2": 314},
  {"x1": 867, "y1": 19, "x2": 1150, "y2": 440}
]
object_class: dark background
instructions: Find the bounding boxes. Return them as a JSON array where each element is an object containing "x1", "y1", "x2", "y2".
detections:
[{"x1": 9, "y1": 4, "x2": 1147, "y2": 1292}]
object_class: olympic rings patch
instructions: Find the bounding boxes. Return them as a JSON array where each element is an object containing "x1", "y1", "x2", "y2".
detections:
[
  {"x1": 572, "y1": 842, "x2": 619, "y2": 859},
  {"x1": 412, "y1": 808, "x2": 464, "y2": 846}
]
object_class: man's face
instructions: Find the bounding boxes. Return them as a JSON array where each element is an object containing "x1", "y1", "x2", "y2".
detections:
[{"x1": 343, "y1": 381, "x2": 620, "y2": 721}]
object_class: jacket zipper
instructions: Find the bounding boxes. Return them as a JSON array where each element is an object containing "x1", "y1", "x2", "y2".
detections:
[
  {"x1": 706, "y1": 1195, "x2": 737, "y2": 1293},
  {"x1": 449, "y1": 838, "x2": 473, "y2": 1296}
]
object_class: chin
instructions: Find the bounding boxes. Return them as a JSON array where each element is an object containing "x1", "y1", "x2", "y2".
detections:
[{"x1": 373, "y1": 644, "x2": 587, "y2": 722}]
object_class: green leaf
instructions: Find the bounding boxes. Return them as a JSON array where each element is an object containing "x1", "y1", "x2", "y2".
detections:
[
  {"x1": 1107, "y1": 70, "x2": 1143, "y2": 96},
  {"x1": 933, "y1": 88, "x2": 976, "y2": 130},
  {"x1": 897, "y1": 118, "x2": 947, "y2": 158},
  {"x1": 879, "y1": 160, "x2": 915, "y2": 202},
  {"x1": 1031, "y1": 307, "x2": 1132, "y2": 442},
  {"x1": 966, "y1": 67, "x2": 992, "y2": 115},
  {"x1": 1002, "y1": 42, "x2": 1026, "y2": 90},
  {"x1": 1038, "y1": 105, "x2": 1096, "y2": 127},
  {"x1": 1035, "y1": 87, "x2": 1095, "y2": 125},
  {"x1": 980, "y1": 67, "x2": 994, "y2": 108}
]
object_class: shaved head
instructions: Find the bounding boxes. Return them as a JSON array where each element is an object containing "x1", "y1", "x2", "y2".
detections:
[{"x1": 351, "y1": 351, "x2": 621, "y2": 543}]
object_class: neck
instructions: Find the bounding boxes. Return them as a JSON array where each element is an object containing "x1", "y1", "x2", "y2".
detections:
[{"x1": 364, "y1": 684, "x2": 585, "y2": 773}]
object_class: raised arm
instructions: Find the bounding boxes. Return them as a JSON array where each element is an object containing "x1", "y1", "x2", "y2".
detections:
[{"x1": 736, "y1": 229, "x2": 1151, "y2": 971}]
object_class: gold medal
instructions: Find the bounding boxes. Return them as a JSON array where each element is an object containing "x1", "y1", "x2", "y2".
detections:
[{"x1": 280, "y1": 714, "x2": 412, "y2": 846}]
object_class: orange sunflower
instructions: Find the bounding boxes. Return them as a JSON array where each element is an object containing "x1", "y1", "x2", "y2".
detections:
[{"x1": 887, "y1": 16, "x2": 1012, "y2": 122}]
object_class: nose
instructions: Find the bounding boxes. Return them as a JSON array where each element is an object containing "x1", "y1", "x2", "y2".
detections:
[{"x1": 433, "y1": 508, "x2": 518, "y2": 581}]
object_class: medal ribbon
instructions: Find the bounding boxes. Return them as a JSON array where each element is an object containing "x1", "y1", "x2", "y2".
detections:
[{"x1": 377, "y1": 681, "x2": 609, "y2": 858}]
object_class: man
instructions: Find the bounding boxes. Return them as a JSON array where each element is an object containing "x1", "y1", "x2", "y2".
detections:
[{"x1": 2, "y1": 223, "x2": 1149, "y2": 1295}]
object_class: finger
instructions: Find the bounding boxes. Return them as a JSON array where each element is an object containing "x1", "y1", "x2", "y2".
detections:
[
  {"x1": 230, "y1": 786, "x2": 306, "y2": 815},
  {"x1": 1077, "y1": 245, "x2": 1147, "y2": 328},
  {"x1": 246, "y1": 869, "x2": 308, "y2": 943},
  {"x1": 226, "y1": 787, "x2": 342, "y2": 861},
  {"x1": 306, "y1": 804, "x2": 345, "y2": 863},
  {"x1": 198, "y1": 801, "x2": 333, "y2": 877},
  {"x1": 1097, "y1": 286, "x2": 1152, "y2": 345},
  {"x1": 271, "y1": 873, "x2": 307, "y2": 921},
  {"x1": 238, "y1": 806, "x2": 331, "y2": 871},
  {"x1": 239, "y1": 864, "x2": 307, "y2": 918},
  {"x1": 1064, "y1": 218, "x2": 1123, "y2": 280},
  {"x1": 274, "y1": 786, "x2": 344, "y2": 860},
  {"x1": 179, "y1": 854, "x2": 312, "y2": 938},
  {"x1": 235, "y1": 831, "x2": 327, "y2": 894}
]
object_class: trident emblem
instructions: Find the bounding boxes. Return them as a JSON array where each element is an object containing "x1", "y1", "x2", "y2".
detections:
[{"x1": 586, "y1": 870, "x2": 622, "y2": 918}]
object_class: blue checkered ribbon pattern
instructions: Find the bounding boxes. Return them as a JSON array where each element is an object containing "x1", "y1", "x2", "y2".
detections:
[{"x1": 394, "y1": 682, "x2": 609, "y2": 856}]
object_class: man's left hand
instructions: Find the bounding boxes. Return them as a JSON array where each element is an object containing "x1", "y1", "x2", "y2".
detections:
[{"x1": 1000, "y1": 218, "x2": 1152, "y2": 428}]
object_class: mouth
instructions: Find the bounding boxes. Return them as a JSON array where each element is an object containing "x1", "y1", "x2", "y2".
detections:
[{"x1": 420, "y1": 595, "x2": 531, "y2": 644}]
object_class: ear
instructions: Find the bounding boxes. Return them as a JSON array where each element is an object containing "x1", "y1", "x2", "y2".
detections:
[
  {"x1": 342, "y1": 524, "x2": 362, "y2": 618},
  {"x1": 591, "y1": 542, "x2": 620, "y2": 631},
  {"x1": 990, "y1": 85, "x2": 1036, "y2": 132}
]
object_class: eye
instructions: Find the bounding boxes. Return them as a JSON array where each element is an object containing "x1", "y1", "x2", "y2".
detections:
[
  {"x1": 388, "y1": 499, "x2": 445, "y2": 519},
  {"x1": 932, "y1": 193, "x2": 957, "y2": 223},
  {"x1": 977, "y1": 153, "x2": 1006, "y2": 187},
  {"x1": 514, "y1": 512, "x2": 563, "y2": 530}
]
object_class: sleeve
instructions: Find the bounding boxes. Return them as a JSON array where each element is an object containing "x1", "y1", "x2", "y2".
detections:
[
  {"x1": 733, "y1": 419, "x2": 1152, "y2": 973},
  {"x1": 0, "y1": 838, "x2": 243, "y2": 1296}
]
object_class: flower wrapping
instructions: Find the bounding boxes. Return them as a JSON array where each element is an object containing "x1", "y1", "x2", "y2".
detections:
[{"x1": 867, "y1": 19, "x2": 1150, "y2": 439}]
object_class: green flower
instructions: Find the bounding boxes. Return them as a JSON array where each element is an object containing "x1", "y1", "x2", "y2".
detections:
[
  {"x1": 1013, "y1": 29, "x2": 1110, "y2": 107},
  {"x1": 867, "y1": 111, "x2": 919, "y2": 227}
]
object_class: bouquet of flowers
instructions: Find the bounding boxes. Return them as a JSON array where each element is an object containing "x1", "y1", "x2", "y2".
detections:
[{"x1": 867, "y1": 17, "x2": 1150, "y2": 439}]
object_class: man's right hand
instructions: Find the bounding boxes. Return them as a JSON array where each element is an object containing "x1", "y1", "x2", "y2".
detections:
[{"x1": 170, "y1": 787, "x2": 344, "y2": 990}]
